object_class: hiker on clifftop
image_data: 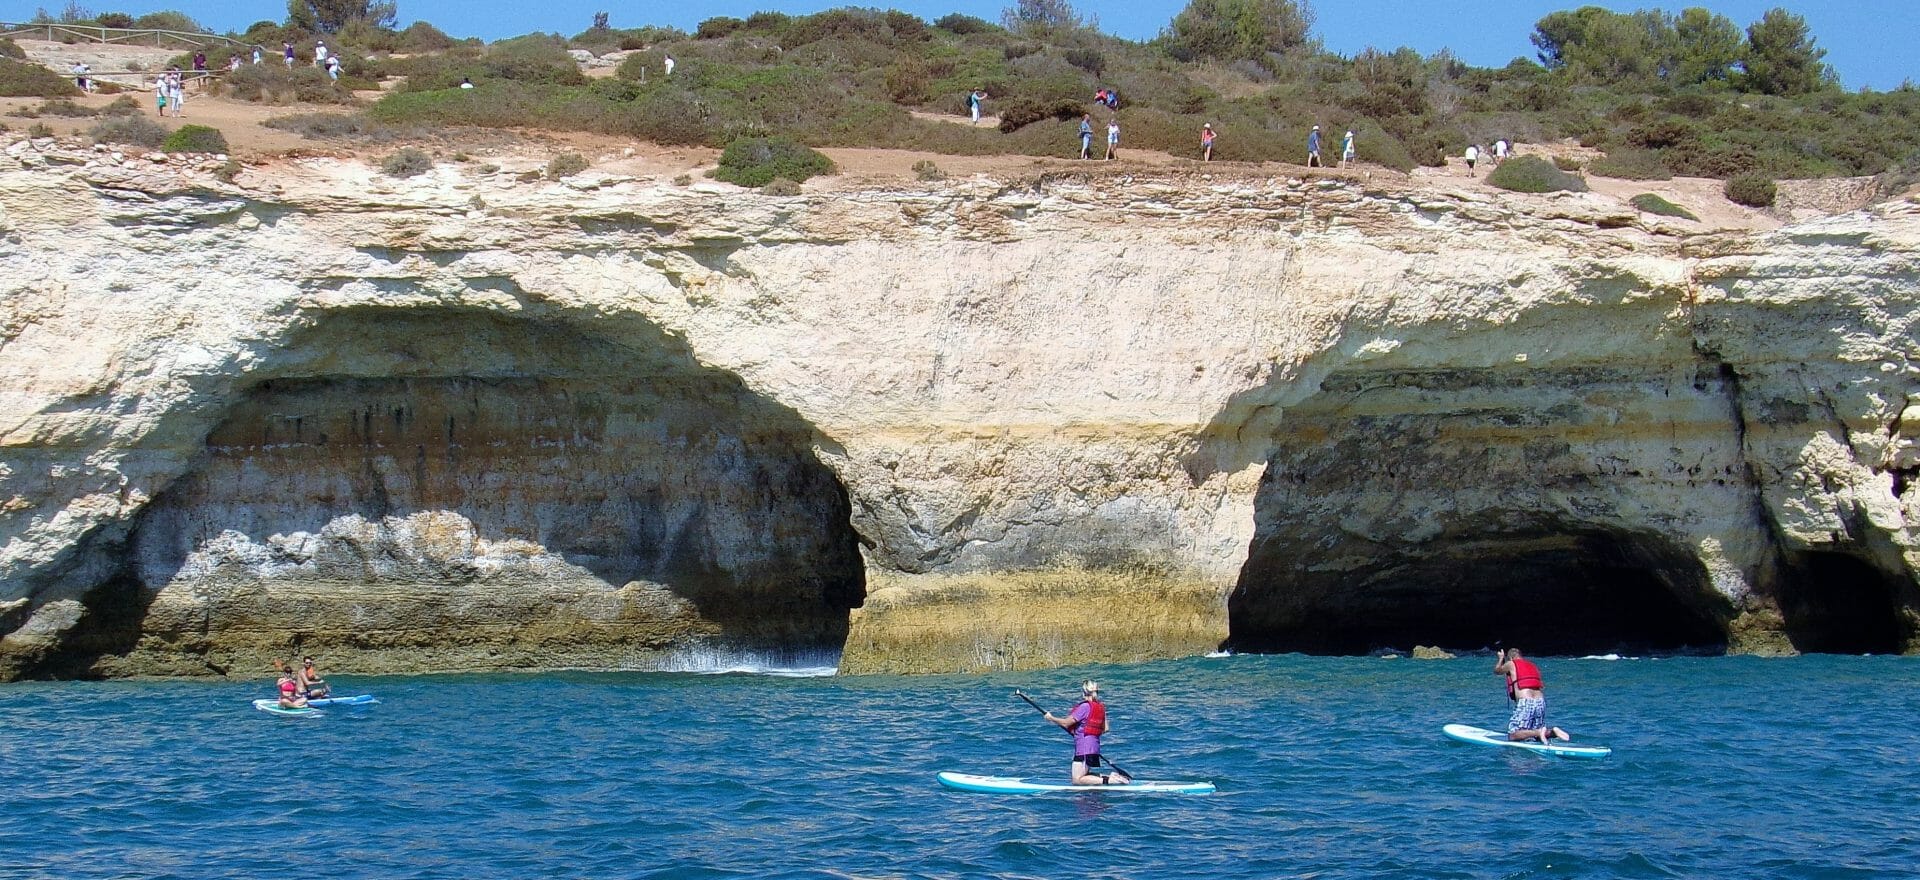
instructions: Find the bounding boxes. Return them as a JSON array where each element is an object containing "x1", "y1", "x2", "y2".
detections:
[
  {"x1": 1106, "y1": 118, "x2": 1119, "y2": 160},
  {"x1": 1079, "y1": 113, "x2": 1094, "y2": 160},
  {"x1": 1307, "y1": 125, "x2": 1322, "y2": 167},
  {"x1": 1201, "y1": 123, "x2": 1215, "y2": 161},
  {"x1": 1341, "y1": 129, "x2": 1356, "y2": 168},
  {"x1": 967, "y1": 88, "x2": 986, "y2": 124}
]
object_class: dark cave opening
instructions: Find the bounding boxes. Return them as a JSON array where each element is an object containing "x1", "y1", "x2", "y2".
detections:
[
  {"x1": 1775, "y1": 550, "x2": 1912, "y2": 654},
  {"x1": 35, "y1": 307, "x2": 869, "y2": 675},
  {"x1": 1229, "y1": 529, "x2": 1730, "y2": 656}
]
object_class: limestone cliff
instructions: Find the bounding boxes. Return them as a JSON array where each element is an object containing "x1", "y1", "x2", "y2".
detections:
[{"x1": 0, "y1": 137, "x2": 1915, "y2": 679}]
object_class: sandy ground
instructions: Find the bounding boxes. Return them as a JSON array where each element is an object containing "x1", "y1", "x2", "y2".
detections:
[{"x1": 4, "y1": 37, "x2": 1791, "y2": 230}]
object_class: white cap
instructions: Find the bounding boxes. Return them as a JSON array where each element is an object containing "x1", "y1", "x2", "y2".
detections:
[
  {"x1": 1312, "y1": 125, "x2": 1319, "y2": 130},
  {"x1": 1081, "y1": 680, "x2": 1100, "y2": 694}
]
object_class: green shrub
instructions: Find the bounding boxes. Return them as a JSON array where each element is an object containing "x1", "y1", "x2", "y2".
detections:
[
  {"x1": 1062, "y1": 47, "x2": 1103, "y2": 77},
  {"x1": 381, "y1": 147, "x2": 434, "y2": 178},
  {"x1": 1487, "y1": 155, "x2": 1589, "y2": 193},
  {"x1": 101, "y1": 95, "x2": 142, "y2": 116},
  {"x1": 27, "y1": 122, "x2": 53, "y2": 139},
  {"x1": 0, "y1": 58, "x2": 81, "y2": 98},
  {"x1": 696, "y1": 17, "x2": 746, "y2": 39},
  {"x1": 480, "y1": 35, "x2": 587, "y2": 87},
  {"x1": 214, "y1": 157, "x2": 243, "y2": 183},
  {"x1": 131, "y1": 11, "x2": 204, "y2": 32},
  {"x1": 913, "y1": 159, "x2": 945, "y2": 180},
  {"x1": 1724, "y1": 173, "x2": 1776, "y2": 207},
  {"x1": 162, "y1": 124, "x2": 229, "y2": 153},
  {"x1": 88, "y1": 114, "x2": 165, "y2": 146},
  {"x1": 219, "y1": 65, "x2": 356, "y2": 104},
  {"x1": 546, "y1": 152, "x2": 589, "y2": 178},
  {"x1": 673, "y1": 173, "x2": 692, "y2": 186},
  {"x1": 996, "y1": 96, "x2": 1082, "y2": 132},
  {"x1": 713, "y1": 136, "x2": 834, "y2": 187},
  {"x1": 1552, "y1": 155, "x2": 1583, "y2": 172},
  {"x1": 0, "y1": 38, "x2": 24, "y2": 60},
  {"x1": 761, "y1": 177, "x2": 803, "y2": 195},
  {"x1": 264, "y1": 112, "x2": 377, "y2": 139},
  {"x1": 1587, "y1": 149, "x2": 1672, "y2": 181},
  {"x1": 32, "y1": 98, "x2": 97, "y2": 117},
  {"x1": 395, "y1": 21, "x2": 457, "y2": 51},
  {"x1": 1629, "y1": 193, "x2": 1697, "y2": 220},
  {"x1": 934, "y1": 14, "x2": 997, "y2": 35}
]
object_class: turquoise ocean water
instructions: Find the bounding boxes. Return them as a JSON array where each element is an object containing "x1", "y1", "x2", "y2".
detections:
[{"x1": 3, "y1": 653, "x2": 1916, "y2": 879}]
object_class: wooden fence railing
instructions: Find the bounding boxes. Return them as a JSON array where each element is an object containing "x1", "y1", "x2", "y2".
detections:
[{"x1": 0, "y1": 22, "x2": 256, "y2": 51}]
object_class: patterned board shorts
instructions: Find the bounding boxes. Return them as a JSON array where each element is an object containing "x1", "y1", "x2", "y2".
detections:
[{"x1": 1508, "y1": 697, "x2": 1547, "y2": 733}]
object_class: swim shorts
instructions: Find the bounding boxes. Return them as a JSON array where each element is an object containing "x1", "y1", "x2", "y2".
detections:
[{"x1": 1508, "y1": 697, "x2": 1546, "y2": 733}]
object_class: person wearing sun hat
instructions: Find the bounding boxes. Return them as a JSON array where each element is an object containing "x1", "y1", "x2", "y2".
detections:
[
  {"x1": 1201, "y1": 123, "x2": 1216, "y2": 161},
  {"x1": 1041, "y1": 680, "x2": 1130, "y2": 785},
  {"x1": 1307, "y1": 124, "x2": 1322, "y2": 167}
]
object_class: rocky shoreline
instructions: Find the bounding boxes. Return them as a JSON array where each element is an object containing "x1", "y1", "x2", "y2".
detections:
[{"x1": 1, "y1": 134, "x2": 1916, "y2": 679}]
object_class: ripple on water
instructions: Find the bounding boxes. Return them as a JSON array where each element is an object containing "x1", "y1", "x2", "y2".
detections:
[{"x1": 4, "y1": 655, "x2": 1919, "y2": 879}]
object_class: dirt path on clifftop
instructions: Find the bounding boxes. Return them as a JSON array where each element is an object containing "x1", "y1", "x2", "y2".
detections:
[{"x1": 4, "y1": 36, "x2": 1784, "y2": 231}]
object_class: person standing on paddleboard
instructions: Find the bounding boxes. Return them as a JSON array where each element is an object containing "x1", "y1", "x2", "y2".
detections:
[
  {"x1": 1042, "y1": 680, "x2": 1130, "y2": 785},
  {"x1": 1495, "y1": 648, "x2": 1569, "y2": 744}
]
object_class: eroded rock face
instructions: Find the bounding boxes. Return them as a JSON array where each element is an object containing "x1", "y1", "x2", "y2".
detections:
[{"x1": 0, "y1": 137, "x2": 1916, "y2": 678}]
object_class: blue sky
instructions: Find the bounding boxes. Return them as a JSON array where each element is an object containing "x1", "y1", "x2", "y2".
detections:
[{"x1": 18, "y1": 1, "x2": 1915, "y2": 90}]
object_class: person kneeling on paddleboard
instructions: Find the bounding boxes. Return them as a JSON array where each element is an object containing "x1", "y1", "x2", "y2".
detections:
[
  {"x1": 1042, "y1": 680, "x2": 1131, "y2": 785},
  {"x1": 298, "y1": 656, "x2": 330, "y2": 699},
  {"x1": 1495, "y1": 648, "x2": 1569, "y2": 745}
]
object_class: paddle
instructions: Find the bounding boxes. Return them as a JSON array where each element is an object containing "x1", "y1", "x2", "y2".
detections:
[{"x1": 1014, "y1": 689, "x2": 1134, "y2": 782}]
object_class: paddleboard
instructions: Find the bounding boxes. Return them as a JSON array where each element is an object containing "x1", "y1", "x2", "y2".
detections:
[
  {"x1": 937, "y1": 771, "x2": 1215, "y2": 794},
  {"x1": 252, "y1": 698, "x2": 320, "y2": 717},
  {"x1": 1443, "y1": 723, "x2": 1611, "y2": 758},
  {"x1": 304, "y1": 694, "x2": 377, "y2": 707}
]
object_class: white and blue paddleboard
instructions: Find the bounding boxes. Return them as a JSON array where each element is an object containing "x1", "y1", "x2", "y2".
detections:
[
  {"x1": 937, "y1": 771, "x2": 1216, "y2": 794},
  {"x1": 304, "y1": 694, "x2": 377, "y2": 707},
  {"x1": 252, "y1": 698, "x2": 320, "y2": 717},
  {"x1": 1443, "y1": 723, "x2": 1611, "y2": 759}
]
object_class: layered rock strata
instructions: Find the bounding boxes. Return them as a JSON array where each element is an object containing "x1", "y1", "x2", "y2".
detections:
[{"x1": 0, "y1": 138, "x2": 1916, "y2": 679}]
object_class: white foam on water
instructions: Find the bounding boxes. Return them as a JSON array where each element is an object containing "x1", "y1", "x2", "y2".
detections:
[
  {"x1": 647, "y1": 643, "x2": 842, "y2": 677},
  {"x1": 1204, "y1": 650, "x2": 1234, "y2": 659}
]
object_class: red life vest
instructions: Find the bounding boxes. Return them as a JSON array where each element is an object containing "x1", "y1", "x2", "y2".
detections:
[
  {"x1": 1508, "y1": 657, "x2": 1544, "y2": 698},
  {"x1": 1077, "y1": 698, "x2": 1107, "y2": 737}
]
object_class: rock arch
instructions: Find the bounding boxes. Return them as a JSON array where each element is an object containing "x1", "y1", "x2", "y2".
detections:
[
  {"x1": 1216, "y1": 364, "x2": 1747, "y2": 655},
  {"x1": 33, "y1": 306, "x2": 865, "y2": 676}
]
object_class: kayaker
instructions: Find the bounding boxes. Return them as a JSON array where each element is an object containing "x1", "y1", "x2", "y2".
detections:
[
  {"x1": 1494, "y1": 647, "x2": 1569, "y2": 744},
  {"x1": 298, "y1": 656, "x2": 330, "y2": 699},
  {"x1": 1042, "y1": 680, "x2": 1130, "y2": 785},
  {"x1": 275, "y1": 662, "x2": 308, "y2": 709}
]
